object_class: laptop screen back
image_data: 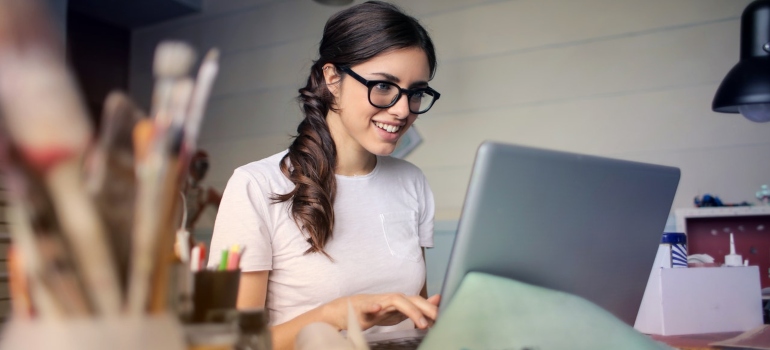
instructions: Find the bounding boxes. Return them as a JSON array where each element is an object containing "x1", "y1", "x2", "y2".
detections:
[{"x1": 438, "y1": 142, "x2": 680, "y2": 325}]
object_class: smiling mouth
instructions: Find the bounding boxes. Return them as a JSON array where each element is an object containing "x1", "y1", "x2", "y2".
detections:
[{"x1": 374, "y1": 121, "x2": 401, "y2": 133}]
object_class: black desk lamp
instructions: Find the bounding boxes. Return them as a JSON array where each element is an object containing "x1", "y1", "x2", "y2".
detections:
[{"x1": 713, "y1": 0, "x2": 770, "y2": 122}]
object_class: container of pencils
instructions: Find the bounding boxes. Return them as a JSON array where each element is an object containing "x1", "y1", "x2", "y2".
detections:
[{"x1": 191, "y1": 269, "x2": 241, "y2": 323}]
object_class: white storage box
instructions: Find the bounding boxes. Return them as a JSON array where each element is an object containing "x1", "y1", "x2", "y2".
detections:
[{"x1": 634, "y1": 266, "x2": 763, "y2": 336}]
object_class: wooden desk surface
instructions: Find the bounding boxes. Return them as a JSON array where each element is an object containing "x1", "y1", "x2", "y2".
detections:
[{"x1": 650, "y1": 332, "x2": 742, "y2": 350}]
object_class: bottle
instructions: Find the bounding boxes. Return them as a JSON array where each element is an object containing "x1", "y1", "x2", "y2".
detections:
[
  {"x1": 724, "y1": 233, "x2": 744, "y2": 267},
  {"x1": 661, "y1": 232, "x2": 688, "y2": 268}
]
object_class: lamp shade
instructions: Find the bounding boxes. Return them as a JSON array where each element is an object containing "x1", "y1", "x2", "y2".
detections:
[{"x1": 712, "y1": 0, "x2": 770, "y2": 121}]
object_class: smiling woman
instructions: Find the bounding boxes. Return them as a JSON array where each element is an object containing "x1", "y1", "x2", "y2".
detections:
[{"x1": 206, "y1": 2, "x2": 441, "y2": 350}]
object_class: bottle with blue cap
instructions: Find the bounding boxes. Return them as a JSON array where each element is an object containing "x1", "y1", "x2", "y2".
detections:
[{"x1": 661, "y1": 232, "x2": 688, "y2": 268}]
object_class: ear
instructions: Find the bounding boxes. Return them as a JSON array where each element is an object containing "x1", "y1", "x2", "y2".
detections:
[{"x1": 322, "y1": 63, "x2": 342, "y2": 97}]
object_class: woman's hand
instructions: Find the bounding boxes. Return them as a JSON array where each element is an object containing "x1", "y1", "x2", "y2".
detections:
[{"x1": 324, "y1": 293, "x2": 441, "y2": 331}]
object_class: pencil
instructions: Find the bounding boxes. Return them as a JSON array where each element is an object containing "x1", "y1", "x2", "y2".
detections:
[{"x1": 218, "y1": 249, "x2": 229, "y2": 271}]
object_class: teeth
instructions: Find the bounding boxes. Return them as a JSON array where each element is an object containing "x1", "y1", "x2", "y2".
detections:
[{"x1": 375, "y1": 122, "x2": 400, "y2": 133}]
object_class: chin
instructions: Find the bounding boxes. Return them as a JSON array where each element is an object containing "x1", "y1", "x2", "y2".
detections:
[{"x1": 367, "y1": 144, "x2": 397, "y2": 156}]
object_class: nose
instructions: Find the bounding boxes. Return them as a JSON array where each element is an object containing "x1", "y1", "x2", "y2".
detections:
[{"x1": 388, "y1": 93, "x2": 411, "y2": 119}]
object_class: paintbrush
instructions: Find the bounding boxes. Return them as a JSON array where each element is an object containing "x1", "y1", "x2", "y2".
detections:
[
  {"x1": 126, "y1": 118, "x2": 165, "y2": 314},
  {"x1": 184, "y1": 48, "x2": 220, "y2": 153},
  {"x1": 147, "y1": 78, "x2": 195, "y2": 313},
  {"x1": 2, "y1": 158, "x2": 92, "y2": 319},
  {"x1": 146, "y1": 48, "x2": 221, "y2": 313},
  {"x1": 0, "y1": 0, "x2": 121, "y2": 316},
  {"x1": 151, "y1": 41, "x2": 196, "y2": 129},
  {"x1": 84, "y1": 91, "x2": 145, "y2": 294},
  {"x1": 148, "y1": 49, "x2": 221, "y2": 313},
  {"x1": 6, "y1": 246, "x2": 33, "y2": 319},
  {"x1": 126, "y1": 42, "x2": 196, "y2": 314}
]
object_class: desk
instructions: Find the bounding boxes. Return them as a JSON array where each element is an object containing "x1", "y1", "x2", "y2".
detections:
[{"x1": 651, "y1": 332, "x2": 742, "y2": 350}]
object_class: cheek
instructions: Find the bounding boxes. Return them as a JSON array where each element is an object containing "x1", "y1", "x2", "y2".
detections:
[
  {"x1": 341, "y1": 92, "x2": 376, "y2": 120},
  {"x1": 405, "y1": 115, "x2": 419, "y2": 127}
]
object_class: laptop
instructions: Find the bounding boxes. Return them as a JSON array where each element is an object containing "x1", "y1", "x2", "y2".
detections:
[{"x1": 366, "y1": 141, "x2": 680, "y2": 348}]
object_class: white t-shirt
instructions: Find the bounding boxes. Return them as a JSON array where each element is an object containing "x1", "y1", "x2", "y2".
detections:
[{"x1": 208, "y1": 151, "x2": 435, "y2": 331}]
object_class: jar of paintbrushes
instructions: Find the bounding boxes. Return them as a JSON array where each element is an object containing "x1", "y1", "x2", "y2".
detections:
[{"x1": 0, "y1": 0, "x2": 227, "y2": 349}]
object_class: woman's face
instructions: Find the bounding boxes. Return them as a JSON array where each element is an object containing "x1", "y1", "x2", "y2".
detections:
[{"x1": 325, "y1": 47, "x2": 431, "y2": 156}]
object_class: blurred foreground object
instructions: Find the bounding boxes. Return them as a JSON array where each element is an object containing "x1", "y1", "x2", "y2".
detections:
[
  {"x1": 295, "y1": 301, "x2": 369, "y2": 350},
  {"x1": 0, "y1": 0, "x2": 120, "y2": 318},
  {"x1": 0, "y1": 0, "x2": 220, "y2": 348}
]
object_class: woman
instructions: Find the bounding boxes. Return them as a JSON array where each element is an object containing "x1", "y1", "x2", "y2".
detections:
[{"x1": 208, "y1": 2, "x2": 441, "y2": 348}]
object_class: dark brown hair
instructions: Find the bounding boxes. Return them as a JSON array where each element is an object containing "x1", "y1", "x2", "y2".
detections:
[{"x1": 272, "y1": 1, "x2": 437, "y2": 257}]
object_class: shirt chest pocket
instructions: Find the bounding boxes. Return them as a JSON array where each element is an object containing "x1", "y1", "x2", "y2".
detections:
[{"x1": 380, "y1": 211, "x2": 421, "y2": 262}]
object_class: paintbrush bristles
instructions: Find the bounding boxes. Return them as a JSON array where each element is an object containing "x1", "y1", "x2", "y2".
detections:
[
  {"x1": 153, "y1": 41, "x2": 196, "y2": 79},
  {"x1": 151, "y1": 41, "x2": 196, "y2": 128}
]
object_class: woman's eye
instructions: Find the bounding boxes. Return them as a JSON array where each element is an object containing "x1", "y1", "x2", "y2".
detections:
[{"x1": 374, "y1": 83, "x2": 392, "y2": 92}]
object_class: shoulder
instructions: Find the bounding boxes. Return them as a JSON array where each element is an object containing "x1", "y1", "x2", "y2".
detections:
[
  {"x1": 229, "y1": 150, "x2": 291, "y2": 190},
  {"x1": 237, "y1": 150, "x2": 287, "y2": 174}
]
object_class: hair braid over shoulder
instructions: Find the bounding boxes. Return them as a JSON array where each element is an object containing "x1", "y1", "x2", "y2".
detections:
[{"x1": 273, "y1": 62, "x2": 337, "y2": 257}]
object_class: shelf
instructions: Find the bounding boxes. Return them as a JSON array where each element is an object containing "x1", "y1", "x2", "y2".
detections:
[{"x1": 675, "y1": 206, "x2": 770, "y2": 233}]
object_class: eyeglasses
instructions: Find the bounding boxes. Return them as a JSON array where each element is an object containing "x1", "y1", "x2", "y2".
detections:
[{"x1": 337, "y1": 66, "x2": 440, "y2": 114}]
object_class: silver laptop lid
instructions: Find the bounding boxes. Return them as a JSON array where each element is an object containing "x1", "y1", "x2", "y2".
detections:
[{"x1": 439, "y1": 142, "x2": 680, "y2": 325}]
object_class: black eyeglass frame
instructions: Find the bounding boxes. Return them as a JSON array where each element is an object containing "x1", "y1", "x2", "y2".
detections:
[{"x1": 337, "y1": 66, "x2": 441, "y2": 114}]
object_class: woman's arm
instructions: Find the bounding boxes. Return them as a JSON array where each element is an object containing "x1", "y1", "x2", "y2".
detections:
[
  {"x1": 236, "y1": 271, "x2": 268, "y2": 309},
  {"x1": 237, "y1": 271, "x2": 439, "y2": 350},
  {"x1": 275, "y1": 295, "x2": 438, "y2": 350},
  {"x1": 236, "y1": 271, "x2": 334, "y2": 350}
]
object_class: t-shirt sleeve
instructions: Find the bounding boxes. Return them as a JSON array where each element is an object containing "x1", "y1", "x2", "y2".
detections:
[
  {"x1": 417, "y1": 172, "x2": 435, "y2": 248},
  {"x1": 207, "y1": 168, "x2": 273, "y2": 272}
]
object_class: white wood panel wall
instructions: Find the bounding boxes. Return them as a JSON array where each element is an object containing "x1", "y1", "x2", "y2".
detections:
[{"x1": 130, "y1": 0, "x2": 768, "y2": 226}]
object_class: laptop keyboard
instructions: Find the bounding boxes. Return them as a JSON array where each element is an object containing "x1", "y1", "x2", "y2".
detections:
[{"x1": 369, "y1": 337, "x2": 423, "y2": 350}]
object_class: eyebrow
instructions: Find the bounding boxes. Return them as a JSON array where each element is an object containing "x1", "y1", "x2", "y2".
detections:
[{"x1": 370, "y1": 72, "x2": 429, "y2": 88}]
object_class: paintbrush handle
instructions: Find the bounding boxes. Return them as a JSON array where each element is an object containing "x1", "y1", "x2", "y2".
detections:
[
  {"x1": 45, "y1": 162, "x2": 122, "y2": 315},
  {"x1": 5, "y1": 203, "x2": 66, "y2": 319},
  {"x1": 148, "y1": 167, "x2": 184, "y2": 313},
  {"x1": 126, "y1": 149, "x2": 167, "y2": 314},
  {"x1": 184, "y1": 49, "x2": 220, "y2": 152}
]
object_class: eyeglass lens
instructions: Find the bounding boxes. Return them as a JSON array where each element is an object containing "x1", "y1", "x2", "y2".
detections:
[{"x1": 369, "y1": 82, "x2": 437, "y2": 114}]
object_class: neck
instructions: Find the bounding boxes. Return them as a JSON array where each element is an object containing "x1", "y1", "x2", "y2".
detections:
[
  {"x1": 336, "y1": 150, "x2": 377, "y2": 176},
  {"x1": 327, "y1": 112, "x2": 377, "y2": 176}
]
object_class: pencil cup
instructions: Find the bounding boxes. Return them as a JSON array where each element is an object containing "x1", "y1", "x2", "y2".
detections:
[{"x1": 191, "y1": 269, "x2": 241, "y2": 323}]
